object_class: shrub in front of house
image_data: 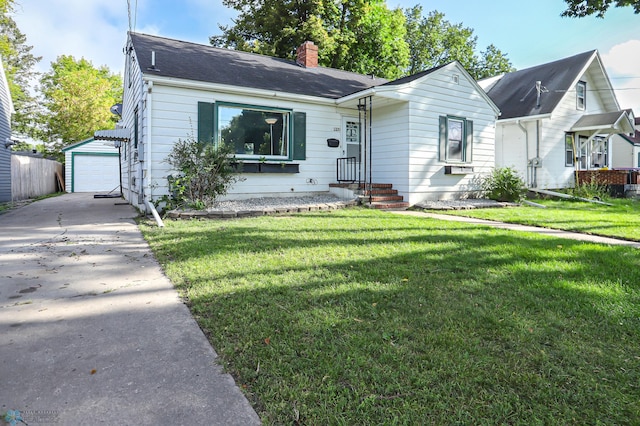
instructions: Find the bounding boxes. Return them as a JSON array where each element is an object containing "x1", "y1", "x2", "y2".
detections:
[
  {"x1": 481, "y1": 166, "x2": 526, "y2": 202},
  {"x1": 571, "y1": 175, "x2": 609, "y2": 200},
  {"x1": 164, "y1": 136, "x2": 243, "y2": 210}
]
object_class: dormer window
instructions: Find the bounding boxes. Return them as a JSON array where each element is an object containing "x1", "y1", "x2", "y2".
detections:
[{"x1": 576, "y1": 81, "x2": 586, "y2": 110}]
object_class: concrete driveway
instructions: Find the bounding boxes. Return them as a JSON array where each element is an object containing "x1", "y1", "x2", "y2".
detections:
[{"x1": 0, "y1": 194, "x2": 260, "y2": 425}]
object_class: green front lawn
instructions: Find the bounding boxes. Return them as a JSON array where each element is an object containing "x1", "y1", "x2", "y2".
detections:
[
  {"x1": 430, "y1": 198, "x2": 640, "y2": 241},
  {"x1": 140, "y1": 209, "x2": 640, "y2": 425}
]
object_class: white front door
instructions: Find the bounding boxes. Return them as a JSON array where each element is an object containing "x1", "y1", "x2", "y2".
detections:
[
  {"x1": 344, "y1": 118, "x2": 360, "y2": 163},
  {"x1": 341, "y1": 117, "x2": 361, "y2": 182}
]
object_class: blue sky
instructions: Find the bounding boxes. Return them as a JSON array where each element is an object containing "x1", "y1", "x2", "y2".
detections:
[{"x1": 11, "y1": 0, "x2": 640, "y2": 113}]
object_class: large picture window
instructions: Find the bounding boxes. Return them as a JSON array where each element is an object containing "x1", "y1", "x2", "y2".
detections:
[
  {"x1": 217, "y1": 103, "x2": 290, "y2": 159},
  {"x1": 439, "y1": 115, "x2": 473, "y2": 163}
]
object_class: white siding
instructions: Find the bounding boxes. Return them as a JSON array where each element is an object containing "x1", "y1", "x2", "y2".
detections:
[
  {"x1": 372, "y1": 64, "x2": 497, "y2": 204},
  {"x1": 120, "y1": 37, "x2": 145, "y2": 207},
  {"x1": 611, "y1": 135, "x2": 637, "y2": 168},
  {"x1": 140, "y1": 83, "x2": 347, "y2": 204}
]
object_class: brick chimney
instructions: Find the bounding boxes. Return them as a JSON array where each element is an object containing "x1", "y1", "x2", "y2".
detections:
[{"x1": 296, "y1": 41, "x2": 318, "y2": 68}]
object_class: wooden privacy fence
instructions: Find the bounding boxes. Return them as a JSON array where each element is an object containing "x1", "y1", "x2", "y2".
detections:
[{"x1": 11, "y1": 154, "x2": 63, "y2": 201}]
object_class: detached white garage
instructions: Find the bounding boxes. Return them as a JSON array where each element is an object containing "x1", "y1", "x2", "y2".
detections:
[{"x1": 62, "y1": 138, "x2": 120, "y2": 193}]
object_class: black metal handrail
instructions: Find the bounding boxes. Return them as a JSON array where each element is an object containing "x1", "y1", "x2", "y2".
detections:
[{"x1": 337, "y1": 157, "x2": 357, "y2": 182}]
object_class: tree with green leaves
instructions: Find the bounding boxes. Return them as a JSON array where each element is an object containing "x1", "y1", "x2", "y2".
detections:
[
  {"x1": 475, "y1": 44, "x2": 515, "y2": 80},
  {"x1": 211, "y1": 0, "x2": 408, "y2": 79},
  {"x1": 404, "y1": 6, "x2": 513, "y2": 79},
  {"x1": 562, "y1": 0, "x2": 640, "y2": 17},
  {"x1": 0, "y1": 0, "x2": 42, "y2": 137},
  {"x1": 39, "y1": 55, "x2": 122, "y2": 161}
]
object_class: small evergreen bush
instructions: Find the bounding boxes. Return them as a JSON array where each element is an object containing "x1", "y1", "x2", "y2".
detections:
[
  {"x1": 481, "y1": 167, "x2": 526, "y2": 202},
  {"x1": 164, "y1": 136, "x2": 243, "y2": 210}
]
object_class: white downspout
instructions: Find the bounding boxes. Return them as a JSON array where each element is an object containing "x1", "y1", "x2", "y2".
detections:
[
  {"x1": 145, "y1": 199, "x2": 164, "y2": 227},
  {"x1": 517, "y1": 120, "x2": 530, "y2": 187}
]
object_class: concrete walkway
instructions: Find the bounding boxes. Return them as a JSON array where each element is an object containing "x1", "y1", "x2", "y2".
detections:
[
  {"x1": 0, "y1": 194, "x2": 260, "y2": 425},
  {"x1": 395, "y1": 210, "x2": 640, "y2": 248}
]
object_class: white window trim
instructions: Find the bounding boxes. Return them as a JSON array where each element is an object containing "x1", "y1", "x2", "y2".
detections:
[{"x1": 576, "y1": 81, "x2": 586, "y2": 111}]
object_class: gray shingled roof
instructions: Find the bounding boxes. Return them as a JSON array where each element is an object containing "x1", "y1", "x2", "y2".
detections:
[
  {"x1": 380, "y1": 63, "x2": 448, "y2": 86},
  {"x1": 621, "y1": 117, "x2": 640, "y2": 145},
  {"x1": 571, "y1": 111, "x2": 627, "y2": 131},
  {"x1": 485, "y1": 50, "x2": 596, "y2": 120},
  {"x1": 129, "y1": 33, "x2": 387, "y2": 100}
]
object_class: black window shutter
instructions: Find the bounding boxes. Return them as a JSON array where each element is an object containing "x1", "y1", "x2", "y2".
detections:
[
  {"x1": 198, "y1": 102, "x2": 215, "y2": 144},
  {"x1": 465, "y1": 119, "x2": 473, "y2": 163},
  {"x1": 438, "y1": 116, "x2": 447, "y2": 162},
  {"x1": 293, "y1": 111, "x2": 306, "y2": 160}
]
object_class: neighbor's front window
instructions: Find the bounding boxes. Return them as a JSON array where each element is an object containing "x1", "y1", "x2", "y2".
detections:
[
  {"x1": 217, "y1": 104, "x2": 290, "y2": 158},
  {"x1": 565, "y1": 133, "x2": 574, "y2": 167},
  {"x1": 576, "y1": 81, "x2": 586, "y2": 110}
]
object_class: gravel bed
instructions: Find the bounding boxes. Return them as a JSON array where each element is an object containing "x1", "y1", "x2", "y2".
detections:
[
  {"x1": 166, "y1": 194, "x2": 357, "y2": 219},
  {"x1": 165, "y1": 195, "x2": 512, "y2": 219},
  {"x1": 211, "y1": 194, "x2": 349, "y2": 211}
]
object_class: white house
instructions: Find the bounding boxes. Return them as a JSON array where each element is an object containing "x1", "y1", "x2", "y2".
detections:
[
  {"x1": 480, "y1": 50, "x2": 635, "y2": 189},
  {"x1": 96, "y1": 33, "x2": 499, "y2": 211}
]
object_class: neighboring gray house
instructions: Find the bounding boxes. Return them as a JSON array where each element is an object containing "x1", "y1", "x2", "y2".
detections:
[
  {"x1": 480, "y1": 50, "x2": 634, "y2": 189},
  {"x1": 0, "y1": 59, "x2": 13, "y2": 202},
  {"x1": 98, "y1": 33, "x2": 499, "y2": 211}
]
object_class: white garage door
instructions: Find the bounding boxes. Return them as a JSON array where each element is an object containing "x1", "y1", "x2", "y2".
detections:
[{"x1": 73, "y1": 154, "x2": 119, "y2": 192}]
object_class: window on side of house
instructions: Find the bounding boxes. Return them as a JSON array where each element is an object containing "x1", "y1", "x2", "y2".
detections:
[
  {"x1": 565, "y1": 133, "x2": 574, "y2": 166},
  {"x1": 217, "y1": 103, "x2": 291, "y2": 159},
  {"x1": 439, "y1": 115, "x2": 473, "y2": 163},
  {"x1": 133, "y1": 107, "x2": 139, "y2": 149},
  {"x1": 576, "y1": 81, "x2": 586, "y2": 110}
]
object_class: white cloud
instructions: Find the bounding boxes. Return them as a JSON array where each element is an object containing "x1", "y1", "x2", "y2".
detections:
[
  {"x1": 601, "y1": 40, "x2": 640, "y2": 115},
  {"x1": 12, "y1": 0, "x2": 129, "y2": 76}
]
